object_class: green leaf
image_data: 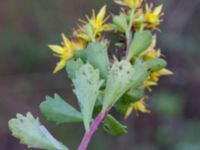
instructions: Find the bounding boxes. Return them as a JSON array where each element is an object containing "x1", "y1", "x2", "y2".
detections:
[
  {"x1": 77, "y1": 23, "x2": 94, "y2": 41},
  {"x1": 84, "y1": 24, "x2": 94, "y2": 41},
  {"x1": 40, "y1": 94, "x2": 82, "y2": 124},
  {"x1": 102, "y1": 59, "x2": 135, "y2": 111},
  {"x1": 114, "y1": 97, "x2": 131, "y2": 115},
  {"x1": 128, "y1": 30, "x2": 152, "y2": 60},
  {"x1": 112, "y1": 13, "x2": 128, "y2": 33},
  {"x1": 66, "y1": 59, "x2": 84, "y2": 80},
  {"x1": 126, "y1": 88, "x2": 144, "y2": 102},
  {"x1": 75, "y1": 42, "x2": 109, "y2": 79},
  {"x1": 73, "y1": 63, "x2": 104, "y2": 132},
  {"x1": 102, "y1": 59, "x2": 151, "y2": 111},
  {"x1": 103, "y1": 115, "x2": 127, "y2": 136},
  {"x1": 8, "y1": 112, "x2": 69, "y2": 150},
  {"x1": 144, "y1": 58, "x2": 167, "y2": 72},
  {"x1": 114, "y1": 88, "x2": 144, "y2": 115},
  {"x1": 130, "y1": 60, "x2": 150, "y2": 88}
]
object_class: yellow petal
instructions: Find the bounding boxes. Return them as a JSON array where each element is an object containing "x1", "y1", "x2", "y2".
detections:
[
  {"x1": 154, "y1": 4, "x2": 163, "y2": 15},
  {"x1": 158, "y1": 68, "x2": 173, "y2": 76},
  {"x1": 61, "y1": 33, "x2": 74, "y2": 50},
  {"x1": 143, "y1": 80, "x2": 157, "y2": 92},
  {"x1": 53, "y1": 59, "x2": 67, "y2": 74},
  {"x1": 145, "y1": 80, "x2": 158, "y2": 86},
  {"x1": 145, "y1": 3, "x2": 151, "y2": 12},
  {"x1": 132, "y1": 98, "x2": 150, "y2": 113},
  {"x1": 146, "y1": 35, "x2": 157, "y2": 52},
  {"x1": 48, "y1": 45, "x2": 65, "y2": 54},
  {"x1": 143, "y1": 49, "x2": 161, "y2": 60},
  {"x1": 125, "y1": 106, "x2": 133, "y2": 119},
  {"x1": 125, "y1": 97, "x2": 150, "y2": 118},
  {"x1": 96, "y1": 5, "x2": 107, "y2": 24},
  {"x1": 115, "y1": 0, "x2": 126, "y2": 6}
]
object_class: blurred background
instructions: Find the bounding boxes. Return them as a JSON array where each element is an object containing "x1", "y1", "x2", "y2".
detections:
[{"x1": 0, "y1": 0, "x2": 200, "y2": 149}]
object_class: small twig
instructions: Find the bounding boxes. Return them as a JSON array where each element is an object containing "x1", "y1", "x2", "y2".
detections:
[{"x1": 125, "y1": 9, "x2": 135, "y2": 57}]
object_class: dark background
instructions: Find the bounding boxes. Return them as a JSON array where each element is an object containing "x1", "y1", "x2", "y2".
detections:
[{"x1": 0, "y1": 0, "x2": 200, "y2": 149}]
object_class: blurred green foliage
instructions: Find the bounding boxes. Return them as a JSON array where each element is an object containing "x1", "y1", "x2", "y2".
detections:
[{"x1": 152, "y1": 91, "x2": 184, "y2": 116}]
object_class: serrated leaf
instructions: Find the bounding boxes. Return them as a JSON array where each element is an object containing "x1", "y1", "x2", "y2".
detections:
[
  {"x1": 102, "y1": 59, "x2": 135, "y2": 111},
  {"x1": 40, "y1": 94, "x2": 82, "y2": 124},
  {"x1": 103, "y1": 115, "x2": 127, "y2": 136},
  {"x1": 128, "y1": 30, "x2": 152, "y2": 60},
  {"x1": 8, "y1": 112, "x2": 69, "y2": 150},
  {"x1": 73, "y1": 63, "x2": 104, "y2": 132},
  {"x1": 102, "y1": 59, "x2": 150, "y2": 111},
  {"x1": 75, "y1": 42, "x2": 109, "y2": 79},
  {"x1": 66, "y1": 59, "x2": 84, "y2": 80}
]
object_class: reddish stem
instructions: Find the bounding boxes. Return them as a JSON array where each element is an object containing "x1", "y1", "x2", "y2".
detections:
[{"x1": 77, "y1": 111, "x2": 108, "y2": 150}]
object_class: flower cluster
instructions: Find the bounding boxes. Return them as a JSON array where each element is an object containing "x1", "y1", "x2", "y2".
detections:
[
  {"x1": 125, "y1": 36, "x2": 172, "y2": 117},
  {"x1": 49, "y1": 0, "x2": 172, "y2": 117},
  {"x1": 111, "y1": 0, "x2": 171, "y2": 117},
  {"x1": 142, "y1": 36, "x2": 172, "y2": 91},
  {"x1": 49, "y1": 34, "x2": 85, "y2": 73},
  {"x1": 49, "y1": 6, "x2": 110, "y2": 73}
]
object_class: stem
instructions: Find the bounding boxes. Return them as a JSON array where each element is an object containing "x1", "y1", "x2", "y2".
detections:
[
  {"x1": 125, "y1": 9, "x2": 135, "y2": 57},
  {"x1": 77, "y1": 111, "x2": 108, "y2": 150}
]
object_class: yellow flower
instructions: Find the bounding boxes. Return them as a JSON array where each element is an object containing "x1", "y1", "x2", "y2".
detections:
[
  {"x1": 143, "y1": 36, "x2": 162, "y2": 60},
  {"x1": 143, "y1": 51, "x2": 173, "y2": 90},
  {"x1": 115, "y1": 0, "x2": 143, "y2": 9},
  {"x1": 143, "y1": 69, "x2": 173, "y2": 91},
  {"x1": 73, "y1": 38, "x2": 87, "y2": 50},
  {"x1": 143, "y1": 79, "x2": 157, "y2": 91},
  {"x1": 49, "y1": 34, "x2": 85, "y2": 73},
  {"x1": 78, "y1": 5, "x2": 110, "y2": 41},
  {"x1": 88, "y1": 5, "x2": 110, "y2": 33},
  {"x1": 141, "y1": 35, "x2": 173, "y2": 90},
  {"x1": 151, "y1": 68, "x2": 173, "y2": 82},
  {"x1": 125, "y1": 97, "x2": 150, "y2": 118},
  {"x1": 144, "y1": 4, "x2": 163, "y2": 29},
  {"x1": 143, "y1": 49, "x2": 161, "y2": 60}
]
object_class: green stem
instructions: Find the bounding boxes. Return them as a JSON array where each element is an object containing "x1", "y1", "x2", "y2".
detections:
[{"x1": 125, "y1": 9, "x2": 135, "y2": 57}]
